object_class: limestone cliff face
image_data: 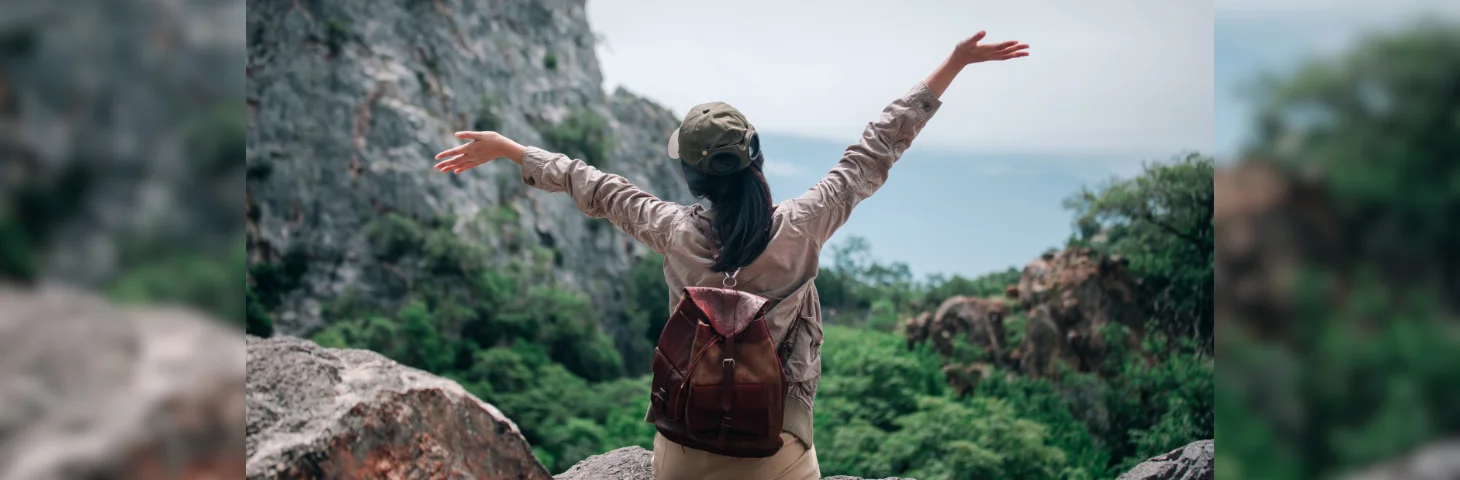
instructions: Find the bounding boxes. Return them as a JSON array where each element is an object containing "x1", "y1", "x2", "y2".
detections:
[{"x1": 245, "y1": 0, "x2": 695, "y2": 336}]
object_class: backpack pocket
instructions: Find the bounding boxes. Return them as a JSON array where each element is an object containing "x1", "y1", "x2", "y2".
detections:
[
  {"x1": 685, "y1": 382, "x2": 772, "y2": 442},
  {"x1": 650, "y1": 347, "x2": 685, "y2": 419}
]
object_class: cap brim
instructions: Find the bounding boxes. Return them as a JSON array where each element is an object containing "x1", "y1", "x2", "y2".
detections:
[{"x1": 666, "y1": 128, "x2": 681, "y2": 160}]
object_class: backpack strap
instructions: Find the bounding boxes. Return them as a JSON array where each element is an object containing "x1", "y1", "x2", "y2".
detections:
[{"x1": 696, "y1": 213, "x2": 721, "y2": 260}]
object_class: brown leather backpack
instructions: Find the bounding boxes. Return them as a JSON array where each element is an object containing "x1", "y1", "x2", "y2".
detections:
[{"x1": 649, "y1": 216, "x2": 793, "y2": 458}]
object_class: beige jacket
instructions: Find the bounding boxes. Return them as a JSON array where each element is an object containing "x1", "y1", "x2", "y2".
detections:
[{"x1": 519, "y1": 81, "x2": 943, "y2": 448}]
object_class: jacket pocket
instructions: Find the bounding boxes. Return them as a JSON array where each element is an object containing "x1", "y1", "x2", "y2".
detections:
[{"x1": 785, "y1": 307, "x2": 823, "y2": 384}]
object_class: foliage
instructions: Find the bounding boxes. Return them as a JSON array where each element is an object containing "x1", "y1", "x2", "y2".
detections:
[
  {"x1": 246, "y1": 286, "x2": 275, "y2": 337},
  {"x1": 1064, "y1": 153, "x2": 1214, "y2": 347},
  {"x1": 814, "y1": 325, "x2": 1081, "y2": 480},
  {"x1": 1218, "y1": 22, "x2": 1460, "y2": 479},
  {"x1": 474, "y1": 95, "x2": 501, "y2": 132},
  {"x1": 543, "y1": 51, "x2": 558, "y2": 70},
  {"x1": 914, "y1": 267, "x2": 1021, "y2": 312},
  {"x1": 815, "y1": 236, "x2": 918, "y2": 324},
  {"x1": 0, "y1": 162, "x2": 93, "y2": 283},
  {"x1": 307, "y1": 212, "x2": 641, "y2": 471},
  {"x1": 104, "y1": 234, "x2": 250, "y2": 333},
  {"x1": 538, "y1": 110, "x2": 611, "y2": 168},
  {"x1": 619, "y1": 252, "x2": 669, "y2": 374}
]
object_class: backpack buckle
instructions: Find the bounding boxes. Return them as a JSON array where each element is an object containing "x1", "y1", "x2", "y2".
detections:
[
  {"x1": 722, "y1": 358, "x2": 735, "y2": 369},
  {"x1": 722, "y1": 268, "x2": 740, "y2": 288}
]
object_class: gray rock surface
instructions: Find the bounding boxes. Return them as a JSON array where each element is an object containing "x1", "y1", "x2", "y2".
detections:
[
  {"x1": 1, "y1": 0, "x2": 245, "y2": 286},
  {"x1": 554, "y1": 446, "x2": 653, "y2": 480},
  {"x1": 246, "y1": 335, "x2": 551, "y2": 479},
  {"x1": 552, "y1": 445, "x2": 914, "y2": 480},
  {"x1": 1342, "y1": 440, "x2": 1460, "y2": 480},
  {"x1": 0, "y1": 287, "x2": 246, "y2": 479},
  {"x1": 1116, "y1": 440, "x2": 1215, "y2": 480},
  {"x1": 245, "y1": 0, "x2": 696, "y2": 348}
]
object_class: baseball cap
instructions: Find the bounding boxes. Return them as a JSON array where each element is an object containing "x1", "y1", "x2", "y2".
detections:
[{"x1": 667, "y1": 101, "x2": 758, "y2": 175}]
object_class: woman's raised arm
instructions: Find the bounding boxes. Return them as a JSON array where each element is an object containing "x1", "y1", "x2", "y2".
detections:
[
  {"x1": 785, "y1": 31, "x2": 1029, "y2": 245},
  {"x1": 432, "y1": 131, "x2": 683, "y2": 254}
]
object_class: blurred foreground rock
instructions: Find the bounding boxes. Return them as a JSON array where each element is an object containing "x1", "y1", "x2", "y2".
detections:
[
  {"x1": 0, "y1": 287, "x2": 246, "y2": 478},
  {"x1": 1342, "y1": 440, "x2": 1460, "y2": 480},
  {"x1": 245, "y1": 336, "x2": 551, "y2": 479},
  {"x1": 1116, "y1": 440, "x2": 1215, "y2": 480}
]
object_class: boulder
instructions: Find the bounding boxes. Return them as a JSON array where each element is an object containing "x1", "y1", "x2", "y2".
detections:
[
  {"x1": 553, "y1": 445, "x2": 912, "y2": 480},
  {"x1": 1116, "y1": 440, "x2": 1215, "y2": 480},
  {"x1": 1014, "y1": 247, "x2": 1145, "y2": 376},
  {"x1": 245, "y1": 336, "x2": 551, "y2": 479},
  {"x1": 1341, "y1": 440, "x2": 1460, "y2": 480},
  {"x1": 905, "y1": 296, "x2": 1009, "y2": 359},
  {"x1": 554, "y1": 446, "x2": 653, "y2": 480},
  {"x1": 0, "y1": 287, "x2": 246, "y2": 479}
]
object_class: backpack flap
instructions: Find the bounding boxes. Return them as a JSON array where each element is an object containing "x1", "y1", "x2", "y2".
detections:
[{"x1": 681, "y1": 286, "x2": 771, "y2": 337}]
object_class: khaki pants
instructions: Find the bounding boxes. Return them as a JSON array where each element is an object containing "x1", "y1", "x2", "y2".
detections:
[{"x1": 651, "y1": 432, "x2": 820, "y2": 480}]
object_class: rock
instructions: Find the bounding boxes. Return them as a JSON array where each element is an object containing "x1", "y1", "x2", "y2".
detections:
[
  {"x1": 1341, "y1": 440, "x2": 1460, "y2": 480},
  {"x1": 0, "y1": 287, "x2": 246, "y2": 479},
  {"x1": 1116, "y1": 440, "x2": 1214, "y2": 480},
  {"x1": 552, "y1": 445, "x2": 912, "y2": 480},
  {"x1": 245, "y1": 0, "x2": 696, "y2": 354},
  {"x1": 245, "y1": 335, "x2": 551, "y2": 479},
  {"x1": 1015, "y1": 247, "x2": 1145, "y2": 376},
  {"x1": 1, "y1": 0, "x2": 245, "y2": 287},
  {"x1": 904, "y1": 247, "x2": 1146, "y2": 380},
  {"x1": 1213, "y1": 160, "x2": 1345, "y2": 341},
  {"x1": 905, "y1": 296, "x2": 1009, "y2": 358},
  {"x1": 554, "y1": 446, "x2": 653, "y2": 480}
]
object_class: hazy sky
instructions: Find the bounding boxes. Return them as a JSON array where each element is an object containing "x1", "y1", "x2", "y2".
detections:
[
  {"x1": 587, "y1": 0, "x2": 1213, "y2": 174},
  {"x1": 1212, "y1": 0, "x2": 1460, "y2": 158}
]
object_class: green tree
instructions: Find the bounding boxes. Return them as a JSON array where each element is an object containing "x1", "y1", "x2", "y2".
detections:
[
  {"x1": 1064, "y1": 153, "x2": 1214, "y2": 346},
  {"x1": 1219, "y1": 22, "x2": 1460, "y2": 479}
]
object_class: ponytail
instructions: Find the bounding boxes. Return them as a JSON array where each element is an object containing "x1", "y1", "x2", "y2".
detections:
[{"x1": 681, "y1": 158, "x2": 774, "y2": 272}]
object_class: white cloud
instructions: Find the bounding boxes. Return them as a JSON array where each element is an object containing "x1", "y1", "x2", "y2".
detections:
[
  {"x1": 587, "y1": 0, "x2": 1212, "y2": 162},
  {"x1": 761, "y1": 160, "x2": 803, "y2": 178},
  {"x1": 759, "y1": 159, "x2": 805, "y2": 178}
]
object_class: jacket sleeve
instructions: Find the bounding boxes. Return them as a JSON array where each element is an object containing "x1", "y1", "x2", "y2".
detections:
[
  {"x1": 787, "y1": 81, "x2": 943, "y2": 245},
  {"x1": 519, "y1": 147, "x2": 683, "y2": 254}
]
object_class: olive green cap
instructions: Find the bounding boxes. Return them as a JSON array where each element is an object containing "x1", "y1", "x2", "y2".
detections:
[{"x1": 667, "y1": 101, "x2": 755, "y2": 175}]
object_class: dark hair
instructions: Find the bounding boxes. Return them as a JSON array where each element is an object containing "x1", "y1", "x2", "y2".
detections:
[{"x1": 681, "y1": 157, "x2": 774, "y2": 272}]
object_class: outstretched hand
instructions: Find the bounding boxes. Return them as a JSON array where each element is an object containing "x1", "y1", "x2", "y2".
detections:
[
  {"x1": 949, "y1": 31, "x2": 1029, "y2": 66},
  {"x1": 433, "y1": 131, "x2": 527, "y2": 174}
]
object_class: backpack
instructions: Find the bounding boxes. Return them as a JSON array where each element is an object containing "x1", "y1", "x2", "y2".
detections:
[{"x1": 648, "y1": 216, "x2": 796, "y2": 458}]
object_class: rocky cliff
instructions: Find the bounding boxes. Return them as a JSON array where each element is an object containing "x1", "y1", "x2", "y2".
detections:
[
  {"x1": 1, "y1": 0, "x2": 244, "y2": 287},
  {"x1": 245, "y1": 0, "x2": 696, "y2": 344}
]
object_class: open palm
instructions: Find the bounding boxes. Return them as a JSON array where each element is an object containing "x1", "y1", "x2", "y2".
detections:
[{"x1": 950, "y1": 31, "x2": 1029, "y2": 66}]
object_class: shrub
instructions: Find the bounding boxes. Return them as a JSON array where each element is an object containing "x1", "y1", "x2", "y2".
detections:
[
  {"x1": 474, "y1": 95, "x2": 501, "y2": 132},
  {"x1": 543, "y1": 51, "x2": 558, "y2": 70},
  {"x1": 367, "y1": 213, "x2": 424, "y2": 261},
  {"x1": 538, "y1": 110, "x2": 611, "y2": 167}
]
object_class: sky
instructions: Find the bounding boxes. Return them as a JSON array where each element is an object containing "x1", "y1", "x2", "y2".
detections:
[
  {"x1": 1212, "y1": 0, "x2": 1460, "y2": 158},
  {"x1": 587, "y1": 0, "x2": 1213, "y2": 177},
  {"x1": 583, "y1": 0, "x2": 1457, "y2": 278}
]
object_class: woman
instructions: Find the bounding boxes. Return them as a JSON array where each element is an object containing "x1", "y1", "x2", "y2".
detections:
[{"x1": 433, "y1": 30, "x2": 1029, "y2": 480}]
